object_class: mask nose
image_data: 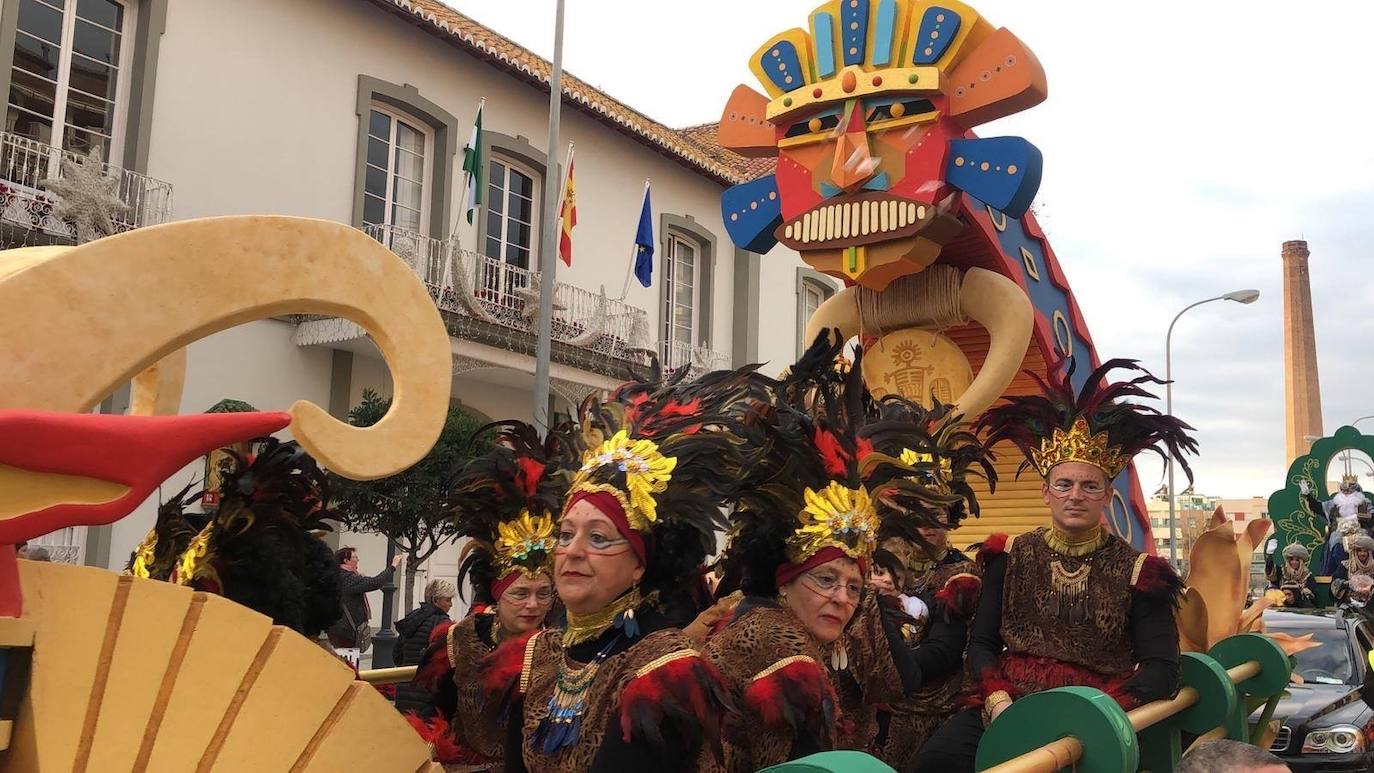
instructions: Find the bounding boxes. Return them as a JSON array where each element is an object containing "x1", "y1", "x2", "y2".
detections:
[{"x1": 831, "y1": 102, "x2": 877, "y2": 193}]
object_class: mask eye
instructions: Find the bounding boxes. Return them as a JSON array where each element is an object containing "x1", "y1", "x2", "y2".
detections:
[
  {"x1": 784, "y1": 112, "x2": 840, "y2": 138},
  {"x1": 866, "y1": 98, "x2": 936, "y2": 124}
]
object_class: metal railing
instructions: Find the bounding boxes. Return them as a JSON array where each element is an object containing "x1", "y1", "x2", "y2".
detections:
[
  {"x1": 662, "y1": 337, "x2": 732, "y2": 377},
  {"x1": 0, "y1": 132, "x2": 173, "y2": 240},
  {"x1": 363, "y1": 224, "x2": 655, "y2": 365}
]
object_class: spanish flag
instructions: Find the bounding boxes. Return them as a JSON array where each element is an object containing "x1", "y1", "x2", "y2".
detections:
[{"x1": 558, "y1": 146, "x2": 576, "y2": 267}]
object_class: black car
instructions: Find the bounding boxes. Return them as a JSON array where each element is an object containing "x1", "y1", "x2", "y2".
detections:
[{"x1": 1255, "y1": 608, "x2": 1374, "y2": 772}]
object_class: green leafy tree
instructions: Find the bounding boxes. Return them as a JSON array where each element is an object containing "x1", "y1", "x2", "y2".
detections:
[{"x1": 329, "y1": 389, "x2": 492, "y2": 611}]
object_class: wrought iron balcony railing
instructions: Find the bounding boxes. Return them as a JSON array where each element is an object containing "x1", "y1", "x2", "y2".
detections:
[
  {"x1": 0, "y1": 132, "x2": 174, "y2": 242},
  {"x1": 362, "y1": 224, "x2": 660, "y2": 370}
]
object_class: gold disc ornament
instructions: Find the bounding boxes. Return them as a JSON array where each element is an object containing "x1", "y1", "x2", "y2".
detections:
[{"x1": 861, "y1": 328, "x2": 973, "y2": 407}]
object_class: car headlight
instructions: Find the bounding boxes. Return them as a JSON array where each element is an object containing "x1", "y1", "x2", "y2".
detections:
[{"x1": 1302, "y1": 724, "x2": 1366, "y2": 754}]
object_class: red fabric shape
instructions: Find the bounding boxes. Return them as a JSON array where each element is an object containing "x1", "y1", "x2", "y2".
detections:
[
  {"x1": 934, "y1": 574, "x2": 983, "y2": 620},
  {"x1": 0, "y1": 409, "x2": 291, "y2": 544},
  {"x1": 1134, "y1": 555, "x2": 1182, "y2": 597},
  {"x1": 479, "y1": 629, "x2": 539, "y2": 713},
  {"x1": 812, "y1": 427, "x2": 851, "y2": 477},
  {"x1": 514, "y1": 457, "x2": 546, "y2": 500},
  {"x1": 490, "y1": 571, "x2": 520, "y2": 602},
  {"x1": 564, "y1": 490, "x2": 646, "y2": 565},
  {"x1": 999, "y1": 653, "x2": 1136, "y2": 709},
  {"x1": 414, "y1": 620, "x2": 457, "y2": 691},
  {"x1": 0, "y1": 545, "x2": 19, "y2": 617},
  {"x1": 977, "y1": 533, "x2": 1010, "y2": 567},
  {"x1": 619, "y1": 654, "x2": 729, "y2": 746},
  {"x1": 775, "y1": 545, "x2": 866, "y2": 589},
  {"x1": 744, "y1": 657, "x2": 839, "y2": 746},
  {"x1": 403, "y1": 712, "x2": 467, "y2": 764},
  {"x1": 971, "y1": 668, "x2": 1020, "y2": 704}
]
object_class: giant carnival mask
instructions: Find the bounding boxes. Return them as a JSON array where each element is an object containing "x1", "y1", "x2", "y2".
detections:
[{"x1": 721, "y1": 0, "x2": 1046, "y2": 290}]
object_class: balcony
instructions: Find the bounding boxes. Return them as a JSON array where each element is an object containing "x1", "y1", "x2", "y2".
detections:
[{"x1": 0, "y1": 132, "x2": 173, "y2": 245}]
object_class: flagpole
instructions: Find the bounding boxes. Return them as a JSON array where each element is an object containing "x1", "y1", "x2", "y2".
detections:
[
  {"x1": 617, "y1": 178, "x2": 651, "y2": 301},
  {"x1": 531, "y1": 0, "x2": 565, "y2": 433}
]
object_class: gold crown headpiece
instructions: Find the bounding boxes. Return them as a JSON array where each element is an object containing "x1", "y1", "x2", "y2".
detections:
[
  {"x1": 1030, "y1": 418, "x2": 1127, "y2": 479},
  {"x1": 566, "y1": 430, "x2": 677, "y2": 533},
  {"x1": 900, "y1": 447, "x2": 954, "y2": 493},
  {"x1": 786, "y1": 480, "x2": 879, "y2": 566}
]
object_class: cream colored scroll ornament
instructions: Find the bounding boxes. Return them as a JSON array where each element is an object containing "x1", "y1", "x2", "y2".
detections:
[
  {"x1": 0, "y1": 215, "x2": 452, "y2": 480},
  {"x1": 804, "y1": 265, "x2": 1032, "y2": 418}
]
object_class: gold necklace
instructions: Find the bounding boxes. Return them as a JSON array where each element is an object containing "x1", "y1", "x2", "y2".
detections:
[
  {"x1": 1044, "y1": 525, "x2": 1108, "y2": 557},
  {"x1": 563, "y1": 588, "x2": 641, "y2": 647},
  {"x1": 909, "y1": 547, "x2": 949, "y2": 574}
]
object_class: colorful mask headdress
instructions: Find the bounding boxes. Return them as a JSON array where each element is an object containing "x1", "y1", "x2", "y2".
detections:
[
  {"x1": 126, "y1": 482, "x2": 208, "y2": 581},
  {"x1": 721, "y1": 332, "x2": 959, "y2": 596},
  {"x1": 448, "y1": 420, "x2": 573, "y2": 604},
  {"x1": 159, "y1": 439, "x2": 343, "y2": 638},
  {"x1": 978, "y1": 358, "x2": 1198, "y2": 482}
]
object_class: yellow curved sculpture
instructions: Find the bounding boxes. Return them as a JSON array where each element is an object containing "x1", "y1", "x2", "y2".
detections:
[{"x1": 0, "y1": 216, "x2": 452, "y2": 479}]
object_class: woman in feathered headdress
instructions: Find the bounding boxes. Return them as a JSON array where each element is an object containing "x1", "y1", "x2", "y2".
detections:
[
  {"x1": 479, "y1": 363, "x2": 767, "y2": 772},
  {"x1": 704, "y1": 333, "x2": 973, "y2": 772},
  {"x1": 864, "y1": 396, "x2": 996, "y2": 769},
  {"x1": 405, "y1": 420, "x2": 569, "y2": 768},
  {"x1": 914, "y1": 358, "x2": 1194, "y2": 772}
]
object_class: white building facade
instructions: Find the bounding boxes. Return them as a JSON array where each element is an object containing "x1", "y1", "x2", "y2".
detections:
[{"x1": 3, "y1": 0, "x2": 838, "y2": 615}]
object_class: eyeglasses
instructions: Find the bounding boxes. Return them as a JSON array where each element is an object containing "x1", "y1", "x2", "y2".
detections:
[
  {"x1": 802, "y1": 570, "x2": 863, "y2": 602},
  {"x1": 557, "y1": 528, "x2": 630, "y2": 555},
  {"x1": 1048, "y1": 480, "x2": 1108, "y2": 500},
  {"x1": 504, "y1": 588, "x2": 555, "y2": 603}
]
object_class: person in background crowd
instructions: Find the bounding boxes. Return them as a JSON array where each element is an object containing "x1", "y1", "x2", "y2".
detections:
[
  {"x1": 391, "y1": 579, "x2": 457, "y2": 717},
  {"x1": 1267, "y1": 543, "x2": 1317, "y2": 607},
  {"x1": 1175, "y1": 739, "x2": 1290, "y2": 772},
  {"x1": 329, "y1": 545, "x2": 403, "y2": 651},
  {"x1": 21, "y1": 545, "x2": 51, "y2": 561}
]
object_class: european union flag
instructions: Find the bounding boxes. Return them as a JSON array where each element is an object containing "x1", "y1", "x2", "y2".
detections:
[{"x1": 633, "y1": 186, "x2": 654, "y2": 288}]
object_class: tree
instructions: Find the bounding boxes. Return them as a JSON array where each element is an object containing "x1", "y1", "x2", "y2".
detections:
[{"x1": 329, "y1": 389, "x2": 492, "y2": 611}]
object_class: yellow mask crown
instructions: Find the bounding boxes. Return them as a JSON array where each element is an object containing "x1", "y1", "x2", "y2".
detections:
[
  {"x1": 495, "y1": 509, "x2": 556, "y2": 579},
  {"x1": 900, "y1": 447, "x2": 953, "y2": 492},
  {"x1": 568, "y1": 430, "x2": 676, "y2": 533},
  {"x1": 787, "y1": 480, "x2": 879, "y2": 565},
  {"x1": 1031, "y1": 418, "x2": 1126, "y2": 479}
]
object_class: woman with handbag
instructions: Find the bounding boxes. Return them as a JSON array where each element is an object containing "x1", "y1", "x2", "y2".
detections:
[{"x1": 329, "y1": 546, "x2": 403, "y2": 652}]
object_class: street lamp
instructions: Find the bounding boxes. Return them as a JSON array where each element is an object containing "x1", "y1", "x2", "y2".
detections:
[{"x1": 1165, "y1": 289, "x2": 1260, "y2": 569}]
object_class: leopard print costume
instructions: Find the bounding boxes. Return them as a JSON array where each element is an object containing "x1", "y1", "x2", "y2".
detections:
[
  {"x1": 872, "y1": 552, "x2": 980, "y2": 770},
  {"x1": 1000, "y1": 528, "x2": 1144, "y2": 680},
  {"x1": 706, "y1": 602, "x2": 829, "y2": 772},
  {"x1": 511, "y1": 627, "x2": 724, "y2": 772},
  {"x1": 449, "y1": 613, "x2": 502, "y2": 765},
  {"x1": 707, "y1": 593, "x2": 904, "y2": 772}
]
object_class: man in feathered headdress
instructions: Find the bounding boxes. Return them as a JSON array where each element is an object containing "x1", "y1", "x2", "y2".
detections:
[{"x1": 914, "y1": 359, "x2": 1195, "y2": 772}]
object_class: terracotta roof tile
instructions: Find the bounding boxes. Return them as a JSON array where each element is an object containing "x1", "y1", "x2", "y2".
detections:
[{"x1": 370, "y1": 0, "x2": 764, "y2": 186}]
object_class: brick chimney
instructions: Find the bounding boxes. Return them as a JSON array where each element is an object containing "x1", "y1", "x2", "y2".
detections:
[{"x1": 1282, "y1": 240, "x2": 1323, "y2": 463}]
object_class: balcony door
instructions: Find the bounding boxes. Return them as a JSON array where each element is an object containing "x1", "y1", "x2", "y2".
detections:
[
  {"x1": 6, "y1": 0, "x2": 135, "y2": 164},
  {"x1": 481, "y1": 156, "x2": 539, "y2": 313},
  {"x1": 662, "y1": 232, "x2": 700, "y2": 368}
]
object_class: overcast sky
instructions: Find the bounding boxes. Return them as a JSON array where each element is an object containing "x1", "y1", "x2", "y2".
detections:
[{"x1": 445, "y1": 0, "x2": 1374, "y2": 499}]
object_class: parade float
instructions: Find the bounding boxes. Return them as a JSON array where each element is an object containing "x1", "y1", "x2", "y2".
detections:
[
  {"x1": 718, "y1": 0, "x2": 1152, "y2": 552},
  {"x1": 719, "y1": 3, "x2": 1301, "y2": 770}
]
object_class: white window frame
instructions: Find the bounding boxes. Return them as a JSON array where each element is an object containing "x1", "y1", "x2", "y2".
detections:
[
  {"x1": 7, "y1": 0, "x2": 138, "y2": 164},
  {"x1": 484, "y1": 154, "x2": 540, "y2": 268},
  {"x1": 363, "y1": 102, "x2": 432, "y2": 236},
  {"x1": 662, "y1": 232, "x2": 702, "y2": 365}
]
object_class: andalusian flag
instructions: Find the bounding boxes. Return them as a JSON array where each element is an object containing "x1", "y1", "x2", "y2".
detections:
[
  {"x1": 558, "y1": 145, "x2": 576, "y2": 266},
  {"x1": 462, "y1": 99, "x2": 484, "y2": 225}
]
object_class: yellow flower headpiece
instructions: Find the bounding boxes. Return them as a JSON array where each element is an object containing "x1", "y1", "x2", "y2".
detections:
[
  {"x1": 786, "y1": 481, "x2": 879, "y2": 566},
  {"x1": 1030, "y1": 418, "x2": 1127, "y2": 479},
  {"x1": 900, "y1": 447, "x2": 954, "y2": 493},
  {"x1": 494, "y1": 509, "x2": 557, "y2": 579},
  {"x1": 567, "y1": 430, "x2": 677, "y2": 533}
]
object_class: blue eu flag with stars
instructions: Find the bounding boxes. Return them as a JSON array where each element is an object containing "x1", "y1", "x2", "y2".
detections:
[{"x1": 633, "y1": 186, "x2": 654, "y2": 288}]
